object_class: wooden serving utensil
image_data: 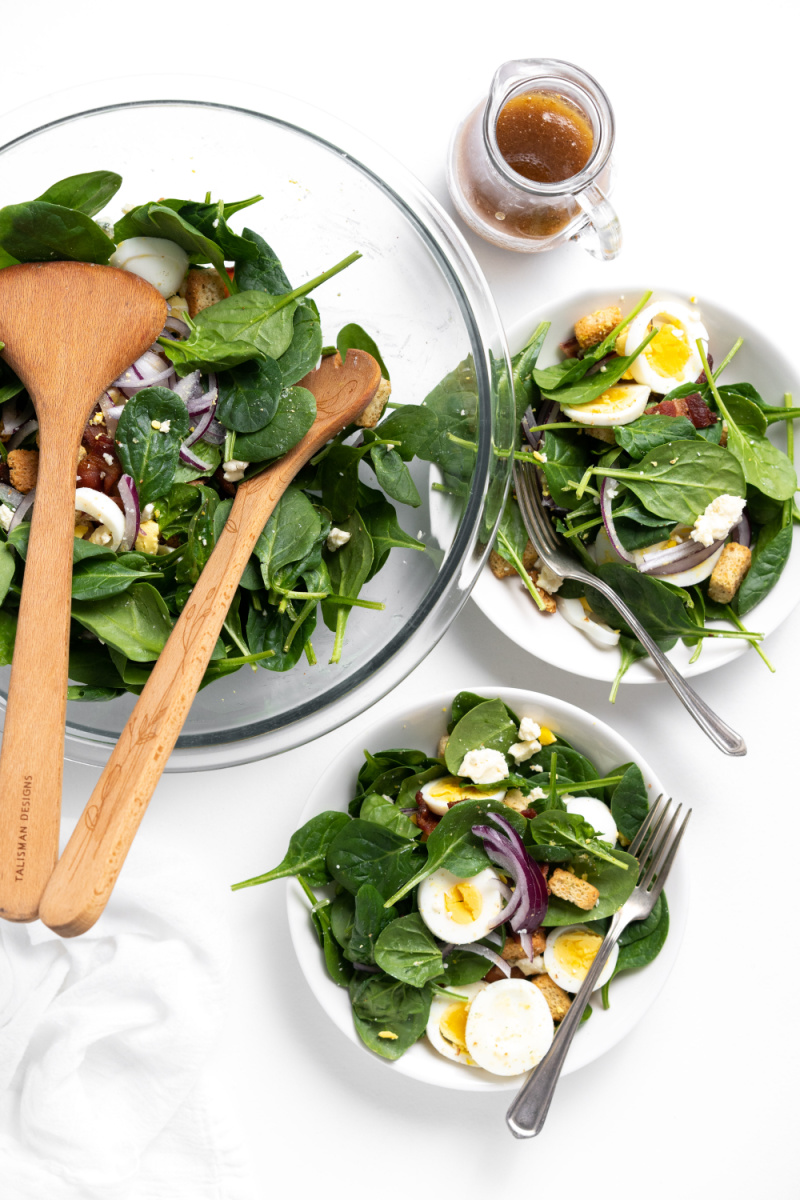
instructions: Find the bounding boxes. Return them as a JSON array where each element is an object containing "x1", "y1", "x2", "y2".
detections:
[
  {"x1": 38, "y1": 349, "x2": 382, "y2": 937},
  {"x1": 0, "y1": 262, "x2": 167, "y2": 923}
]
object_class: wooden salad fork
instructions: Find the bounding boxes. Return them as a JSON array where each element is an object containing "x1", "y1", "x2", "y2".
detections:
[
  {"x1": 0, "y1": 262, "x2": 167, "y2": 923},
  {"x1": 38, "y1": 349, "x2": 382, "y2": 937},
  {"x1": 506, "y1": 793, "x2": 691, "y2": 1137}
]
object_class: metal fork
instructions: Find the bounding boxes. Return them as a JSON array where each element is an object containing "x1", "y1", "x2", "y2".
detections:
[
  {"x1": 506, "y1": 793, "x2": 691, "y2": 1137},
  {"x1": 514, "y1": 458, "x2": 746, "y2": 756}
]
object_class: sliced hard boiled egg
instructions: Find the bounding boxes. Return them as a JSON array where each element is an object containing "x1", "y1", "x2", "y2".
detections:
[
  {"x1": 110, "y1": 237, "x2": 189, "y2": 299},
  {"x1": 419, "y1": 775, "x2": 506, "y2": 817},
  {"x1": 426, "y1": 981, "x2": 487, "y2": 1066},
  {"x1": 557, "y1": 596, "x2": 620, "y2": 649},
  {"x1": 623, "y1": 299, "x2": 709, "y2": 395},
  {"x1": 464, "y1": 978, "x2": 554, "y2": 1075},
  {"x1": 74, "y1": 487, "x2": 126, "y2": 552},
  {"x1": 564, "y1": 796, "x2": 618, "y2": 845},
  {"x1": 417, "y1": 867, "x2": 508, "y2": 944},
  {"x1": 562, "y1": 383, "x2": 650, "y2": 427},
  {"x1": 544, "y1": 925, "x2": 619, "y2": 994},
  {"x1": 632, "y1": 536, "x2": 725, "y2": 588}
]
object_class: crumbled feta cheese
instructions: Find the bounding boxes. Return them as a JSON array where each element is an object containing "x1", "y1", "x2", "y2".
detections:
[
  {"x1": 142, "y1": 503, "x2": 155, "y2": 520},
  {"x1": 509, "y1": 716, "x2": 543, "y2": 764},
  {"x1": 528, "y1": 786, "x2": 547, "y2": 802},
  {"x1": 222, "y1": 459, "x2": 250, "y2": 483},
  {"x1": 326, "y1": 527, "x2": 351, "y2": 551},
  {"x1": 519, "y1": 717, "x2": 541, "y2": 742},
  {"x1": 534, "y1": 557, "x2": 564, "y2": 595},
  {"x1": 160, "y1": 420, "x2": 171, "y2": 434},
  {"x1": 517, "y1": 955, "x2": 547, "y2": 976},
  {"x1": 690, "y1": 494, "x2": 746, "y2": 547},
  {"x1": 458, "y1": 747, "x2": 509, "y2": 785},
  {"x1": 102, "y1": 453, "x2": 114, "y2": 466},
  {"x1": 0, "y1": 504, "x2": 13, "y2": 532}
]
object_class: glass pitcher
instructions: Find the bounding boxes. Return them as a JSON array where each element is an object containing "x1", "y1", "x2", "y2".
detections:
[{"x1": 447, "y1": 58, "x2": 621, "y2": 259}]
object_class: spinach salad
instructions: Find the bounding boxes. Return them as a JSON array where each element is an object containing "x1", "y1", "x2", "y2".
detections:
[
  {"x1": 233, "y1": 691, "x2": 668, "y2": 1074},
  {"x1": 0, "y1": 171, "x2": 428, "y2": 698}
]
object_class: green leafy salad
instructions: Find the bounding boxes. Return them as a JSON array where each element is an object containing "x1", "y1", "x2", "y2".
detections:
[
  {"x1": 0, "y1": 170, "x2": 430, "y2": 697},
  {"x1": 233, "y1": 691, "x2": 669, "y2": 1076}
]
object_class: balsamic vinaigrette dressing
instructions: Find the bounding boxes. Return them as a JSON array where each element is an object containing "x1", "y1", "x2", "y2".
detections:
[{"x1": 495, "y1": 90, "x2": 594, "y2": 184}]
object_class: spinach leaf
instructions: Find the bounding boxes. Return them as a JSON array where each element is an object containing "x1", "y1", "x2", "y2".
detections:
[
  {"x1": 614, "y1": 415, "x2": 698, "y2": 459},
  {"x1": 374, "y1": 914, "x2": 443, "y2": 986},
  {"x1": 510, "y1": 322, "x2": 549, "y2": 423},
  {"x1": 234, "y1": 386, "x2": 316, "y2": 463},
  {"x1": 736, "y1": 521, "x2": 792, "y2": 615},
  {"x1": 216, "y1": 355, "x2": 283, "y2": 432},
  {"x1": 540, "y1": 429, "x2": 592, "y2": 510},
  {"x1": 448, "y1": 690, "x2": 519, "y2": 732},
  {"x1": 234, "y1": 227, "x2": 292, "y2": 294},
  {"x1": 67, "y1": 685, "x2": 124, "y2": 702},
  {"x1": 366, "y1": 438, "x2": 421, "y2": 508},
  {"x1": 593, "y1": 441, "x2": 745, "y2": 525},
  {"x1": 533, "y1": 294, "x2": 651, "y2": 393},
  {"x1": 114, "y1": 201, "x2": 231, "y2": 289},
  {"x1": 343, "y1": 884, "x2": 398, "y2": 964},
  {"x1": 360, "y1": 793, "x2": 420, "y2": 839},
  {"x1": 440, "y1": 945, "x2": 496, "y2": 987},
  {"x1": 0, "y1": 609, "x2": 17, "y2": 664},
  {"x1": 349, "y1": 975, "x2": 431, "y2": 1060},
  {"x1": 322, "y1": 512, "x2": 373, "y2": 663},
  {"x1": 606, "y1": 893, "x2": 670, "y2": 1000},
  {"x1": 316, "y1": 444, "x2": 369, "y2": 522},
  {"x1": 0, "y1": 542, "x2": 16, "y2": 606},
  {"x1": 277, "y1": 300, "x2": 322, "y2": 387},
  {"x1": 231, "y1": 810, "x2": 350, "y2": 889},
  {"x1": 71, "y1": 582, "x2": 173, "y2": 662},
  {"x1": 528, "y1": 811, "x2": 628, "y2": 868},
  {"x1": 163, "y1": 291, "x2": 294, "y2": 373},
  {"x1": 254, "y1": 486, "x2": 321, "y2": 590},
  {"x1": 0, "y1": 201, "x2": 115, "y2": 263},
  {"x1": 245, "y1": 604, "x2": 317, "y2": 673},
  {"x1": 445, "y1": 698, "x2": 518, "y2": 774},
  {"x1": 329, "y1": 892, "x2": 356, "y2": 950},
  {"x1": 396, "y1": 765, "x2": 446, "y2": 810},
  {"x1": 542, "y1": 849, "x2": 639, "y2": 925},
  {"x1": 608, "y1": 763, "x2": 649, "y2": 842},
  {"x1": 358, "y1": 486, "x2": 425, "y2": 579},
  {"x1": 609, "y1": 635, "x2": 650, "y2": 702},
  {"x1": 115, "y1": 387, "x2": 191, "y2": 506},
  {"x1": 373, "y1": 404, "x2": 437, "y2": 461},
  {"x1": 36, "y1": 171, "x2": 122, "y2": 217},
  {"x1": 326, "y1": 819, "x2": 422, "y2": 900},
  {"x1": 175, "y1": 485, "x2": 219, "y2": 585},
  {"x1": 539, "y1": 327, "x2": 657, "y2": 406},
  {"x1": 71, "y1": 557, "x2": 160, "y2": 601},
  {"x1": 337, "y1": 323, "x2": 390, "y2": 379},
  {"x1": 585, "y1": 563, "x2": 699, "y2": 642}
]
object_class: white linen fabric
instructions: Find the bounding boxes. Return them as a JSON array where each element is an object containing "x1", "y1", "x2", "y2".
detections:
[{"x1": 0, "y1": 846, "x2": 253, "y2": 1200}]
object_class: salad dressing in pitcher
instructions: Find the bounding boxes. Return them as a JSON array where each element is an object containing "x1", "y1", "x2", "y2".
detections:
[{"x1": 495, "y1": 91, "x2": 594, "y2": 184}]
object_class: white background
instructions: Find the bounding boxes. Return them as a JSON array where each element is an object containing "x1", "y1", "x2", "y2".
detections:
[{"x1": 3, "y1": 1, "x2": 798, "y2": 1196}]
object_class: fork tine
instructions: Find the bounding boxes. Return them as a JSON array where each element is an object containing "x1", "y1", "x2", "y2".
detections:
[
  {"x1": 641, "y1": 804, "x2": 691, "y2": 895},
  {"x1": 514, "y1": 461, "x2": 559, "y2": 558},
  {"x1": 633, "y1": 795, "x2": 672, "y2": 874},
  {"x1": 639, "y1": 802, "x2": 682, "y2": 891},
  {"x1": 628, "y1": 793, "x2": 668, "y2": 858},
  {"x1": 643, "y1": 808, "x2": 691, "y2": 905}
]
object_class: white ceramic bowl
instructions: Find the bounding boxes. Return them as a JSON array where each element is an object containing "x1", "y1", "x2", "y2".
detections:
[
  {"x1": 286, "y1": 685, "x2": 689, "y2": 1092},
  {"x1": 471, "y1": 286, "x2": 800, "y2": 683}
]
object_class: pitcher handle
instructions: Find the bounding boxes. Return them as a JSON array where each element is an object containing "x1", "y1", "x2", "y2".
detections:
[{"x1": 573, "y1": 182, "x2": 622, "y2": 260}]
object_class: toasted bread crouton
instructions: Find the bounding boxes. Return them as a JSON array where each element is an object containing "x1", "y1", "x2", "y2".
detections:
[
  {"x1": 185, "y1": 268, "x2": 228, "y2": 318},
  {"x1": 708, "y1": 542, "x2": 752, "y2": 604},
  {"x1": 503, "y1": 788, "x2": 529, "y2": 812},
  {"x1": 437, "y1": 733, "x2": 449, "y2": 759},
  {"x1": 574, "y1": 305, "x2": 622, "y2": 350},
  {"x1": 580, "y1": 425, "x2": 617, "y2": 444},
  {"x1": 528, "y1": 571, "x2": 558, "y2": 613},
  {"x1": 549, "y1": 868, "x2": 599, "y2": 911},
  {"x1": 356, "y1": 376, "x2": 391, "y2": 429},
  {"x1": 490, "y1": 548, "x2": 516, "y2": 579},
  {"x1": 8, "y1": 449, "x2": 39, "y2": 493},
  {"x1": 532, "y1": 973, "x2": 572, "y2": 1022},
  {"x1": 522, "y1": 538, "x2": 538, "y2": 571},
  {"x1": 501, "y1": 928, "x2": 546, "y2": 963}
]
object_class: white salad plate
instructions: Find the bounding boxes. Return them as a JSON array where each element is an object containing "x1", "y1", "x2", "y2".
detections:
[
  {"x1": 471, "y1": 286, "x2": 800, "y2": 683},
  {"x1": 286, "y1": 685, "x2": 689, "y2": 1092}
]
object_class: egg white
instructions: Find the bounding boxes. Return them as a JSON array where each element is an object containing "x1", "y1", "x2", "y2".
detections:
[
  {"x1": 110, "y1": 236, "x2": 189, "y2": 298},
  {"x1": 557, "y1": 596, "x2": 620, "y2": 649},
  {"x1": 633, "y1": 537, "x2": 725, "y2": 587},
  {"x1": 419, "y1": 775, "x2": 506, "y2": 817},
  {"x1": 426, "y1": 981, "x2": 487, "y2": 1066},
  {"x1": 417, "y1": 867, "x2": 508, "y2": 944},
  {"x1": 564, "y1": 796, "x2": 618, "y2": 845},
  {"x1": 464, "y1": 978, "x2": 554, "y2": 1075},
  {"x1": 624, "y1": 299, "x2": 708, "y2": 395},
  {"x1": 562, "y1": 382, "x2": 650, "y2": 427},
  {"x1": 544, "y1": 925, "x2": 619, "y2": 994},
  {"x1": 74, "y1": 487, "x2": 126, "y2": 551}
]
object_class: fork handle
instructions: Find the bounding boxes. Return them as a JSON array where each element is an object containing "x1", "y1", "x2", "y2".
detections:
[
  {"x1": 506, "y1": 910, "x2": 628, "y2": 1137},
  {"x1": 586, "y1": 576, "x2": 746, "y2": 757}
]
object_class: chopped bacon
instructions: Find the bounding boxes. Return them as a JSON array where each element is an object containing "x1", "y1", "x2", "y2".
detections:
[
  {"x1": 484, "y1": 965, "x2": 525, "y2": 983},
  {"x1": 413, "y1": 792, "x2": 440, "y2": 840},
  {"x1": 520, "y1": 808, "x2": 538, "y2": 820},
  {"x1": 78, "y1": 420, "x2": 123, "y2": 494},
  {"x1": 559, "y1": 337, "x2": 580, "y2": 359},
  {"x1": 645, "y1": 393, "x2": 718, "y2": 429}
]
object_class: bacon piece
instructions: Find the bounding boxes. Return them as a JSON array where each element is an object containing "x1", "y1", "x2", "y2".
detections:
[
  {"x1": 484, "y1": 965, "x2": 525, "y2": 983},
  {"x1": 645, "y1": 393, "x2": 718, "y2": 429},
  {"x1": 559, "y1": 337, "x2": 580, "y2": 359},
  {"x1": 413, "y1": 792, "x2": 440, "y2": 840}
]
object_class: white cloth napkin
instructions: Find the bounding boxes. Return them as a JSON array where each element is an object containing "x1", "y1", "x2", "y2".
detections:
[{"x1": 0, "y1": 843, "x2": 253, "y2": 1200}]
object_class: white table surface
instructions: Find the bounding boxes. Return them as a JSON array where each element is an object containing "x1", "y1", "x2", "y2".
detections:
[{"x1": 3, "y1": 1, "x2": 798, "y2": 1196}]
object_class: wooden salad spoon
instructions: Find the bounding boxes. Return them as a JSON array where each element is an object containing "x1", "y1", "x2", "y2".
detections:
[
  {"x1": 0, "y1": 262, "x2": 167, "y2": 923},
  {"x1": 38, "y1": 348, "x2": 382, "y2": 937}
]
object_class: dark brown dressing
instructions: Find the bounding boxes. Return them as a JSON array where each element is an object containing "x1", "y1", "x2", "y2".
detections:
[{"x1": 496, "y1": 90, "x2": 594, "y2": 184}]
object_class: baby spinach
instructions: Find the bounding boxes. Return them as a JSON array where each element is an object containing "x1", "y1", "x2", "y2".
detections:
[
  {"x1": 736, "y1": 521, "x2": 792, "y2": 615},
  {"x1": 322, "y1": 512, "x2": 373, "y2": 663},
  {"x1": 345, "y1": 884, "x2": 399, "y2": 965},
  {"x1": 277, "y1": 300, "x2": 322, "y2": 387},
  {"x1": 396, "y1": 765, "x2": 446, "y2": 809},
  {"x1": 603, "y1": 895, "x2": 670, "y2": 1006},
  {"x1": 234, "y1": 226, "x2": 292, "y2": 294},
  {"x1": 115, "y1": 387, "x2": 191, "y2": 506},
  {"x1": 175, "y1": 485, "x2": 219, "y2": 585},
  {"x1": 540, "y1": 429, "x2": 592, "y2": 510},
  {"x1": 614, "y1": 414, "x2": 698, "y2": 459},
  {"x1": 254, "y1": 486, "x2": 322, "y2": 591},
  {"x1": 327, "y1": 819, "x2": 422, "y2": 900},
  {"x1": 231, "y1": 810, "x2": 350, "y2": 889},
  {"x1": 173, "y1": 439, "x2": 220, "y2": 484},
  {"x1": 533, "y1": 292, "x2": 652, "y2": 393},
  {"x1": 510, "y1": 322, "x2": 549, "y2": 422},
  {"x1": 608, "y1": 763, "x2": 649, "y2": 842},
  {"x1": 114, "y1": 201, "x2": 232, "y2": 290},
  {"x1": 0, "y1": 609, "x2": 16, "y2": 664},
  {"x1": 234, "y1": 386, "x2": 316, "y2": 463},
  {"x1": 591, "y1": 441, "x2": 746, "y2": 525},
  {"x1": 349, "y1": 975, "x2": 432, "y2": 1061},
  {"x1": 440, "y1": 945, "x2": 497, "y2": 987},
  {"x1": 360, "y1": 793, "x2": 420, "y2": 839},
  {"x1": 216, "y1": 355, "x2": 283, "y2": 432},
  {"x1": 337, "y1": 323, "x2": 389, "y2": 379},
  {"x1": 538, "y1": 327, "x2": 657, "y2": 407},
  {"x1": 245, "y1": 604, "x2": 317, "y2": 673},
  {"x1": 71, "y1": 582, "x2": 174, "y2": 662},
  {"x1": 0, "y1": 542, "x2": 15, "y2": 607},
  {"x1": 527, "y1": 811, "x2": 628, "y2": 869},
  {"x1": 448, "y1": 690, "x2": 519, "y2": 731},
  {"x1": 0, "y1": 201, "x2": 115, "y2": 263},
  {"x1": 36, "y1": 170, "x2": 122, "y2": 217},
  {"x1": 365, "y1": 436, "x2": 421, "y2": 509},
  {"x1": 71, "y1": 557, "x2": 161, "y2": 601},
  {"x1": 374, "y1": 913, "x2": 443, "y2": 987},
  {"x1": 358, "y1": 486, "x2": 425, "y2": 579},
  {"x1": 444, "y1": 698, "x2": 519, "y2": 774}
]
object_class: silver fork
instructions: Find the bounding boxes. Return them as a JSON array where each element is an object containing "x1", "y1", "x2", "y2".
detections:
[
  {"x1": 514, "y1": 458, "x2": 746, "y2": 756},
  {"x1": 506, "y1": 793, "x2": 691, "y2": 1137}
]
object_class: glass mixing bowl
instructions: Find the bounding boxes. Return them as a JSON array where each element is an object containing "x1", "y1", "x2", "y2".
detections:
[{"x1": 0, "y1": 77, "x2": 513, "y2": 770}]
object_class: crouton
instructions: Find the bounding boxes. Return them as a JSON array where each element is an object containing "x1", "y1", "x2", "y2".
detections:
[
  {"x1": 503, "y1": 788, "x2": 529, "y2": 812},
  {"x1": 356, "y1": 376, "x2": 391, "y2": 428},
  {"x1": 528, "y1": 571, "x2": 558, "y2": 613},
  {"x1": 532, "y1": 973, "x2": 572, "y2": 1022},
  {"x1": 489, "y1": 548, "x2": 516, "y2": 579},
  {"x1": 522, "y1": 538, "x2": 538, "y2": 570},
  {"x1": 548, "y1": 868, "x2": 599, "y2": 911},
  {"x1": 8, "y1": 449, "x2": 39, "y2": 493},
  {"x1": 580, "y1": 425, "x2": 617, "y2": 444},
  {"x1": 437, "y1": 733, "x2": 449, "y2": 759},
  {"x1": 574, "y1": 305, "x2": 622, "y2": 350},
  {"x1": 707, "y1": 542, "x2": 752, "y2": 604},
  {"x1": 184, "y1": 268, "x2": 228, "y2": 318}
]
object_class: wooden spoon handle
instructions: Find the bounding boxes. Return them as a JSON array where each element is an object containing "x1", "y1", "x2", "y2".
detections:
[
  {"x1": 38, "y1": 451, "x2": 303, "y2": 937},
  {"x1": 0, "y1": 432, "x2": 80, "y2": 920}
]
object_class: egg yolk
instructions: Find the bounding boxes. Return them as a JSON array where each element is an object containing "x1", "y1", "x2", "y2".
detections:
[
  {"x1": 584, "y1": 384, "x2": 640, "y2": 414},
  {"x1": 428, "y1": 776, "x2": 483, "y2": 804},
  {"x1": 539, "y1": 727, "x2": 557, "y2": 746},
  {"x1": 444, "y1": 882, "x2": 483, "y2": 925},
  {"x1": 554, "y1": 930, "x2": 603, "y2": 977},
  {"x1": 644, "y1": 321, "x2": 691, "y2": 379},
  {"x1": 440, "y1": 1001, "x2": 470, "y2": 1050}
]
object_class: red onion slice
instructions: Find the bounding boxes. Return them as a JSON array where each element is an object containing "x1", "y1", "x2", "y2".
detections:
[
  {"x1": 173, "y1": 371, "x2": 203, "y2": 405},
  {"x1": 179, "y1": 443, "x2": 212, "y2": 471},
  {"x1": 8, "y1": 487, "x2": 35, "y2": 532},
  {"x1": 118, "y1": 474, "x2": 140, "y2": 551},
  {"x1": 184, "y1": 406, "x2": 217, "y2": 448},
  {"x1": 730, "y1": 511, "x2": 751, "y2": 548},
  {"x1": 163, "y1": 315, "x2": 190, "y2": 337},
  {"x1": 473, "y1": 813, "x2": 549, "y2": 934},
  {"x1": 0, "y1": 482, "x2": 24, "y2": 508},
  {"x1": 201, "y1": 417, "x2": 225, "y2": 446},
  {"x1": 600, "y1": 477, "x2": 635, "y2": 564},
  {"x1": 114, "y1": 349, "x2": 173, "y2": 396},
  {"x1": 7, "y1": 418, "x2": 38, "y2": 451},
  {"x1": 455, "y1": 942, "x2": 511, "y2": 978},
  {"x1": 639, "y1": 538, "x2": 724, "y2": 576}
]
